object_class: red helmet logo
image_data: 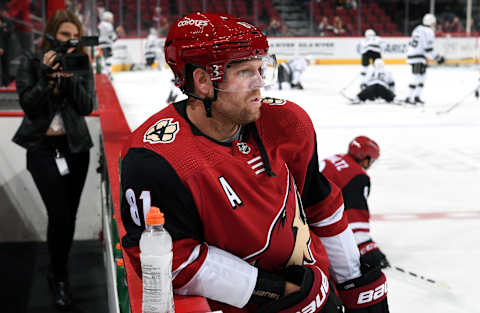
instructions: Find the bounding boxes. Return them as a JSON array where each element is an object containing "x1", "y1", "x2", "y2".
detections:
[
  {"x1": 177, "y1": 17, "x2": 209, "y2": 27},
  {"x1": 164, "y1": 12, "x2": 269, "y2": 88}
]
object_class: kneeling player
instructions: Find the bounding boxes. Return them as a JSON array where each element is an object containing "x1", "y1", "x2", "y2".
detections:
[
  {"x1": 277, "y1": 56, "x2": 311, "y2": 90},
  {"x1": 320, "y1": 136, "x2": 390, "y2": 270},
  {"x1": 351, "y1": 59, "x2": 399, "y2": 104}
]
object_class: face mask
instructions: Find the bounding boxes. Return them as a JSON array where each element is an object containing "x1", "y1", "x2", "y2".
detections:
[{"x1": 215, "y1": 54, "x2": 278, "y2": 92}]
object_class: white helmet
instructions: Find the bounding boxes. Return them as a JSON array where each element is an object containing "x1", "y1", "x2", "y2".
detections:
[
  {"x1": 374, "y1": 58, "x2": 384, "y2": 68},
  {"x1": 305, "y1": 55, "x2": 314, "y2": 65},
  {"x1": 102, "y1": 11, "x2": 114, "y2": 23},
  {"x1": 423, "y1": 13, "x2": 436, "y2": 27},
  {"x1": 149, "y1": 27, "x2": 158, "y2": 36},
  {"x1": 365, "y1": 29, "x2": 375, "y2": 37}
]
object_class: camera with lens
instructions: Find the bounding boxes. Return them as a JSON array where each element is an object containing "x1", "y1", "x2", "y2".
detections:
[{"x1": 45, "y1": 34, "x2": 99, "y2": 75}]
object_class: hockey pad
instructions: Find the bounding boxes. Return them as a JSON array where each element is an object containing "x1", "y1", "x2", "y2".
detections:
[
  {"x1": 358, "y1": 240, "x2": 390, "y2": 269},
  {"x1": 337, "y1": 267, "x2": 389, "y2": 313},
  {"x1": 258, "y1": 265, "x2": 331, "y2": 313}
]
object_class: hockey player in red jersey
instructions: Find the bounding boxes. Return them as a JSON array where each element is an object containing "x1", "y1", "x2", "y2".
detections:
[
  {"x1": 120, "y1": 12, "x2": 389, "y2": 313},
  {"x1": 320, "y1": 136, "x2": 390, "y2": 270}
]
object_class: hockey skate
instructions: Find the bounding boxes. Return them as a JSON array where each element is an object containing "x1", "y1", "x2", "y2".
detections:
[
  {"x1": 414, "y1": 97, "x2": 425, "y2": 105},
  {"x1": 404, "y1": 97, "x2": 416, "y2": 105},
  {"x1": 392, "y1": 98, "x2": 403, "y2": 105},
  {"x1": 350, "y1": 97, "x2": 362, "y2": 105}
]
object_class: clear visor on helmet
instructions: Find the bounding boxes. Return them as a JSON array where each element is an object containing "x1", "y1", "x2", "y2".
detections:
[{"x1": 215, "y1": 54, "x2": 278, "y2": 92}]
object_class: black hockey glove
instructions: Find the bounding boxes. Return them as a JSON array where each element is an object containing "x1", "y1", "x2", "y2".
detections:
[
  {"x1": 358, "y1": 240, "x2": 390, "y2": 269},
  {"x1": 337, "y1": 264, "x2": 389, "y2": 313},
  {"x1": 255, "y1": 265, "x2": 342, "y2": 313},
  {"x1": 436, "y1": 55, "x2": 445, "y2": 65}
]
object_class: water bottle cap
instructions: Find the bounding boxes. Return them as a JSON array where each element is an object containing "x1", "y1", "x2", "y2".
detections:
[{"x1": 146, "y1": 206, "x2": 165, "y2": 225}]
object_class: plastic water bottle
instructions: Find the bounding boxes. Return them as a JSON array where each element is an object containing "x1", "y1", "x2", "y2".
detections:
[{"x1": 140, "y1": 206, "x2": 174, "y2": 313}]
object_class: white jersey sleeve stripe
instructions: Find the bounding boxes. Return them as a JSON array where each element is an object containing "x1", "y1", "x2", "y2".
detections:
[
  {"x1": 309, "y1": 203, "x2": 344, "y2": 228},
  {"x1": 175, "y1": 245, "x2": 258, "y2": 308},
  {"x1": 349, "y1": 222, "x2": 370, "y2": 231},
  {"x1": 353, "y1": 231, "x2": 372, "y2": 245},
  {"x1": 319, "y1": 225, "x2": 361, "y2": 283},
  {"x1": 172, "y1": 244, "x2": 201, "y2": 281}
]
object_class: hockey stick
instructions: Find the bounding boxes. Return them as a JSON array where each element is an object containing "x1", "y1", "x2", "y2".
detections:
[
  {"x1": 340, "y1": 73, "x2": 360, "y2": 92},
  {"x1": 339, "y1": 89, "x2": 354, "y2": 102},
  {"x1": 386, "y1": 265, "x2": 451, "y2": 290},
  {"x1": 436, "y1": 89, "x2": 476, "y2": 115}
]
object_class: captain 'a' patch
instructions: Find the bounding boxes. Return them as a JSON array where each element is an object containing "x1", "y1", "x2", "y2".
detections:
[{"x1": 144, "y1": 118, "x2": 180, "y2": 144}]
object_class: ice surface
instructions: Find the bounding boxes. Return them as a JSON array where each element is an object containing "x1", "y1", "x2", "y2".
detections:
[{"x1": 113, "y1": 64, "x2": 480, "y2": 313}]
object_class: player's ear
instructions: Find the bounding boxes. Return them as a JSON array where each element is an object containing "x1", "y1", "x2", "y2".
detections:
[{"x1": 193, "y1": 68, "x2": 213, "y2": 98}]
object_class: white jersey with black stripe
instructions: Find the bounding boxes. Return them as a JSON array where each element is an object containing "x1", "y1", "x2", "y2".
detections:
[
  {"x1": 144, "y1": 33, "x2": 161, "y2": 59},
  {"x1": 356, "y1": 36, "x2": 385, "y2": 55},
  {"x1": 98, "y1": 21, "x2": 117, "y2": 50},
  {"x1": 365, "y1": 67, "x2": 395, "y2": 91},
  {"x1": 406, "y1": 25, "x2": 438, "y2": 64}
]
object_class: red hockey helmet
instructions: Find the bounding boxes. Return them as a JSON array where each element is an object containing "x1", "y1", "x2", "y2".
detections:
[
  {"x1": 164, "y1": 12, "x2": 270, "y2": 88},
  {"x1": 348, "y1": 136, "x2": 380, "y2": 161}
]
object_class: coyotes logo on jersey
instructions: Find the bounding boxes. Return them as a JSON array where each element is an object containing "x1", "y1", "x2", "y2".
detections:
[{"x1": 243, "y1": 170, "x2": 315, "y2": 270}]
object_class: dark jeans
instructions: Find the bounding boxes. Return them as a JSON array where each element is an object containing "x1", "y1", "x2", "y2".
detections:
[{"x1": 27, "y1": 136, "x2": 90, "y2": 280}]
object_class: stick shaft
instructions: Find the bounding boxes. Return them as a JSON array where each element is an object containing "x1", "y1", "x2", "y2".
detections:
[
  {"x1": 390, "y1": 265, "x2": 450, "y2": 289},
  {"x1": 436, "y1": 89, "x2": 475, "y2": 114}
]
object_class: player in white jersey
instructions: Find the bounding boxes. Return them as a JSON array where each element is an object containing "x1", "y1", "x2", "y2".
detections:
[
  {"x1": 351, "y1": 59, "x2": 399, "y2": 104},
  {"x1": 277, "y1": 56, "x2": 311, "y2": 90},
  {"x1": 97, "y1": 11, "x2": 117, "y2": 77},
  {"x1": 405, "y1": 13, "x2": 445, "y2": 105},
  {"x1": 144, "y1": 28, "x2": 162, "y2": 68},
  {"x1": 356, "y1": 29, "x2": 386, "y2": 89}
]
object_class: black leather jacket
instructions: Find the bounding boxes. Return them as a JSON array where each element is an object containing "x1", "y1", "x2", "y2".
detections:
[{"x1": 12, "y1": 50, "x2": 96, "y2": 153}]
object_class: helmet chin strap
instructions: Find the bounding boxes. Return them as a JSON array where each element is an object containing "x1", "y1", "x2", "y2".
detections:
[{"x1": 183, "y1": 83, "x2": 219, "y2": 118}]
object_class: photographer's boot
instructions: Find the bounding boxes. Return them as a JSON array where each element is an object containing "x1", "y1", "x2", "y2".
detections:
[{"x1": 47, "y1": 270, "x2": 73, "y2": 311}]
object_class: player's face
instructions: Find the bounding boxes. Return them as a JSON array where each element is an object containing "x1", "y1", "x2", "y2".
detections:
[{"x1": 214, "y1": 59, "x2": 264, "y2": 124}]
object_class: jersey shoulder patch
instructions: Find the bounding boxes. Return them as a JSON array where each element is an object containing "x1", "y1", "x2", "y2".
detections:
[{"x1": 144, "y1": 118, "x2": 180, "y2": 144}]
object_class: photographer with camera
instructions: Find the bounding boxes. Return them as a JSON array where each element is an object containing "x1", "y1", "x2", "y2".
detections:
[{"x1": 12, "y1": 9, "x2": 96, "y2": 311}]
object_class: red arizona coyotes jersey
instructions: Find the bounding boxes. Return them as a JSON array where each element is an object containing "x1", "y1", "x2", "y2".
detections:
[
  {"x1": 320, "y1": 153, "x2": 371, "y2": 244},
  {"x1": 120, "y1": 99, "x2": 348, "y2": 311}
]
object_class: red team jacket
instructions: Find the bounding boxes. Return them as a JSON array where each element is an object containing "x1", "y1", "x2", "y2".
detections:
[
  {"x1": 120, "y1": 98, "x2": 350, "y2": 312},
  {"x1": 320, "y1": 153, "x2": 372, "y2": 244}
]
